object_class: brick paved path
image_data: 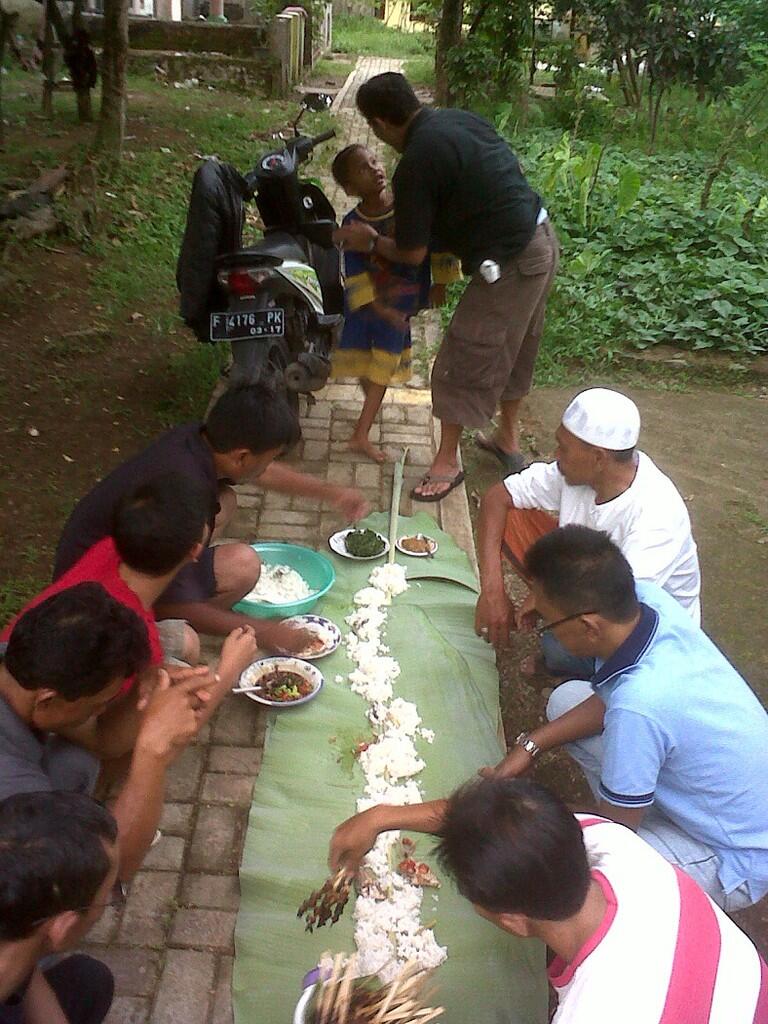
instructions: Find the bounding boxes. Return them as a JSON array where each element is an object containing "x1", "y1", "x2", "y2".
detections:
[{"x1": 84, "y1": 57, "x2": 474, "y2": 1024}]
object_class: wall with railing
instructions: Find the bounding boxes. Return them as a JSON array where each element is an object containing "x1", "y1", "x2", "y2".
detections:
[{"x1": 80, "y1": 3, "x2": 332, "y2": 96}]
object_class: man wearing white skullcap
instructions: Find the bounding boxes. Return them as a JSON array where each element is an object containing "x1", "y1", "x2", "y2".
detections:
[{"x1": 475, "y1": 388, "x2": 701, "y2": 673}]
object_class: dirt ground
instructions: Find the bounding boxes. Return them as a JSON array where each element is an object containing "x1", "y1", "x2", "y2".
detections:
[
  {"x1": 464, "y1": 381, "x2": 768, "y2": 954},
  {"x1": 0, "y1": 238, "x2": 200, "y2": 622}
]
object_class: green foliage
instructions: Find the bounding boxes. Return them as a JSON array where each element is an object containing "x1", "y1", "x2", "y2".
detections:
[
  {"x1": 443, "y1": 0, "x2": 530, "y2": 105},
  {"x1": 527, "y1": 131, "x2": 768, "y2": 364},
  {"x1": 551, "y1": 0, "x2": 758, "y2": 142},
  {"x1": 442, "y1": 121, "x2": 768, "y2": 379},
  {"x1": 332, "y1": 15, "x2": 433, "y2": 58},
  {"x1": 404, "y1": 54, "x2": 435, "y2": 87}
]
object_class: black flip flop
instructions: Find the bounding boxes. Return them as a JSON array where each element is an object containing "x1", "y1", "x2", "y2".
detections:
[
  {"x1": 410, "y1": 470, "x2": 466, "y2": 503},
  {"x1": 475, "y1": 433, "x2": 527, "y2": 475}
]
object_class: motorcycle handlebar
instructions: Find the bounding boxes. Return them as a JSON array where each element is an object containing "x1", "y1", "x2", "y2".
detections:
[{"x1": 309, "y1": 129, "x2": 336, "y2": 147}]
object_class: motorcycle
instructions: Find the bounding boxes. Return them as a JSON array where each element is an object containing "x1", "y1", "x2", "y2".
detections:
[{"x1": 177, "y1": 93, "x2": 343, "y2": 404}]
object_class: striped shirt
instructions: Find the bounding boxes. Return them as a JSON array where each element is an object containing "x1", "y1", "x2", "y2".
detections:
[{"x1": 550, "y1": 817, "x2": 768, "y2": 1024}]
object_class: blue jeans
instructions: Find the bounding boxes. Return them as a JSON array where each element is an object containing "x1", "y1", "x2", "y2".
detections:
[{"x1": 546, "y1": 680, "x2": 753, "y2": 911}]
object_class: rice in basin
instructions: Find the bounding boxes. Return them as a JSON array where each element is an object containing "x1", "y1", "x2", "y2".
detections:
[{"x1": 243, "y1": 564, "x2": 312, "y2": 604}]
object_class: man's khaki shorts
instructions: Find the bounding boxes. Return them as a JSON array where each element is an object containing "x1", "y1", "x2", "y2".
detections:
[{"x1": 431, "y1": 220, "x2": 559, "y2": 428}]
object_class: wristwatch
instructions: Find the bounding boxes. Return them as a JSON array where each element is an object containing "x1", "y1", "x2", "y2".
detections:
[{"x1": 515, "y1": 731, "x2": 542, "y2": 760}]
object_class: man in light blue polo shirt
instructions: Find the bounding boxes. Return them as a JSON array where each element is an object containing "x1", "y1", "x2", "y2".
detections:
[{"x1": 488, "y1": 524, "x2": 768, "y2": 910}]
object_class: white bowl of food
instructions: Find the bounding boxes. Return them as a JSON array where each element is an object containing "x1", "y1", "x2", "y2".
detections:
[
  {"x1": 282, "y1": 615, "x2": 341, "y2": 659},
  {"x1": 396, "y1": 534, "x2": 438, "y2": 558},
  {"x1": 236, "y1": 657, "x2": 323, "y2": 708},
  {"x1": 329, "y1": 528, "x2": 390, "y2": 560}
]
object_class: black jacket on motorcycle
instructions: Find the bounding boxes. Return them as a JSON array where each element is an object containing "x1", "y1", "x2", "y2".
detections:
[{"x1": 176, "y1": 160, "x2": 250, "y2": 343}]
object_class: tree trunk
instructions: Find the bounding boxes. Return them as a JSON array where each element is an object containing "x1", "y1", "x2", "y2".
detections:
[
  {"x1": 625, "y1": 46, "x2": 641, "y2": 107},
  {"x1": 612, "y1": 48, "x2": 632, "y2": 106},
  {"x1": 41, "y1": 0, "x2": 56, "y2": 117},
  {"x1": 648, "y1": 83, "x2": 665, "y2": 151},
  {"x1": 95, "y1": 0, "x2": 129, "y2": 156},
  {"x1": 0, "y1": 12, "x2": 10, "y2": 150},
  {"x1": 77, "y1": 88, "x2": 94, "y2": 120},
  {"x1": 435, "y1": 0, "x2": 463, "y2": 107},
  {"x1": 70, "y1": 0, "x2": 95, "y2": 122}
]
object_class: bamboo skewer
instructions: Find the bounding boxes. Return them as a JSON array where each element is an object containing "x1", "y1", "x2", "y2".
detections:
[
  {"x1": 307, "y1": 958, "x2": 444, "y2": 1024},
  {"x1": 388, "y1": 447, "x2": 409, "y2": 564}
]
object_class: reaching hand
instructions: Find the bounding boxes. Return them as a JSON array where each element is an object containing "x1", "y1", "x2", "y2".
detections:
[
  {"x1": 479, "y1": 745, "x2": 535, "y2": 781},
  {"x1": 218, "y1": 626, "x2": 260, "y2": 681},
  {"x1": 136, "y1": 670, "x2": 209, "y2": 765},
  {"x1": 331, "y1": 486, "x2": 370, "y2": 523},
  {"x1": 333, "y1": 221, "x2": 377, "y2": 252},
  {"x1": 137, "y1": 664, "x2": 211, "y2": 713},
  {"x1": 474, "y1": 587, "x2": 514, "y2": 650},
  {"x1": 258, "y1": 620, "x2": 314, "y2": 656},
  {"x1": 328, "y1": 809, "x2": 381, "y2": 875}
]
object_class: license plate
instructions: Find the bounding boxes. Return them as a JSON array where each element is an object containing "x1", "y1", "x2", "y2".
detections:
[{"x1": 210, "y1": 309, "x2": 285, "y2": 342}]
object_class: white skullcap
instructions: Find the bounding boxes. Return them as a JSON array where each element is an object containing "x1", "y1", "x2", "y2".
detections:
[{"x1": 561, "y1": 388, "x2": 641, "y2": 450}]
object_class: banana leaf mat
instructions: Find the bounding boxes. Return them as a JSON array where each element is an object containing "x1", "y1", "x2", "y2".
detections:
[{"x1": 233, "y1": 513, "x2": 547, "y2": 1023}]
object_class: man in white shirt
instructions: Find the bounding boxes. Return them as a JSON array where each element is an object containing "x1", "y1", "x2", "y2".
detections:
[
  {"x1": 474, "y1": 388, "x2": 700, "y2": 675},
  {"x1": 433, "y1": 779, "x2": 768, "y2": 1024}
]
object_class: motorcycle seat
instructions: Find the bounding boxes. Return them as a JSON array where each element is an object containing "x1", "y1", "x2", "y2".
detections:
[{"x1": 242, "y1": 231, "x2": 307, "y2": 264}]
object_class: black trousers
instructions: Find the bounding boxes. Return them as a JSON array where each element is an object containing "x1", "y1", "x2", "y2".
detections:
[{"x1": 1, "y1": 955, "x2": 114, "y2": 1024}]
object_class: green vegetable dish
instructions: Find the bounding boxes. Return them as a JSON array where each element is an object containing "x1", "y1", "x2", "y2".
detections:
[{"x1": 344, "y1": 529, "x2": 386, "y2": 558}]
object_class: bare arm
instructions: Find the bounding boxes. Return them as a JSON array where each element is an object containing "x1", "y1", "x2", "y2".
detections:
[
  {"x1": 113, "y1": 630, "x2": 259, "y2": 880},
  {"x1": 474, "y1": 482, "x2": 515, "y2": 649},
  {"x1": 21, "y1": 969, "x2": 70, "y2": 1024},
  {"x1": 155, "y1": 599, "x2": 258, "y2": 637},
  {"x1": 152, "y1": 601, "x2": 310, "y2": 654},
  {"x1": 258, "y1": 463, "x2": 368, "y2": 521},
  {"x1": 372, "y1": 234, "x2": 428, "y2": 266},
  {"x1": 329, "y1": 799, "x2": 447, "y2": 874},
  {"x1": 333, "y1": 220, "x2": 427, "y2": 266},
  {"x1": 489, "y1": 694, "x2": 606, "y2": 779}
]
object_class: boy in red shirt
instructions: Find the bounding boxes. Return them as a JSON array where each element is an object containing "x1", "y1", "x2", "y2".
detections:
[{"x1": 1, "y1": 472, "x2": 211, "y2": 685}]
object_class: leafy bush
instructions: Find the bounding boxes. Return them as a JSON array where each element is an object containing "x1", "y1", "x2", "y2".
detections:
[
  {"x1": 527, "y1": 133, "x2": 768, "y2": 362},
  {"x1": 441, "y1": 128, "x2": 768, "y2": 376}
]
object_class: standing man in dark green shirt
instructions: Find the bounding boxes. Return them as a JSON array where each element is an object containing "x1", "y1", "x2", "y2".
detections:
[{"x1": 336, "y1": 73, "x2": 558, "y2": 501}]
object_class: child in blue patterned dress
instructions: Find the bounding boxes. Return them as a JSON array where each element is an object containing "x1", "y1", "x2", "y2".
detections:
[{"x1": 331, "y1": 144, "x2": 460, "y2": 463}]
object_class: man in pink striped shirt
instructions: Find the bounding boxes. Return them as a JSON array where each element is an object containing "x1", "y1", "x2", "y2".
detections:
[{"x1": 435, "y1": 778, "x2": 767, "y2": 1023}]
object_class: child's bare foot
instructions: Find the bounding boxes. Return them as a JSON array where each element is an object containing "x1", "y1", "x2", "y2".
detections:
[{"x1": 348, "y1": 435, "x2": 388, "y2": 463}]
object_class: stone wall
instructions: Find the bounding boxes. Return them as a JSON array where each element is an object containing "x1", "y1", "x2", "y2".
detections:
[
  {"x1": 82, "y1": 14, "x2": 269, "y2": 55},
  {"x1": 127, "y1": 48, "x2": 277, "y2": 91}
]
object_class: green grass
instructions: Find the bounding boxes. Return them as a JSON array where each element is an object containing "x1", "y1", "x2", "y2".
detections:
[
  {"x1": 1, "y1": 70, "x2": 335, "y2": 426},
  {"x1": 155, "y1": 344, "x2": 230, "y2": 427},
  {"x1": 332, "y1": 14, "x2": 433, "y2": 58},
  {"x1": 0, "y1": 547, "x2": 49, "y2": 623},
  {"x1": 311, "y1": 57, "x2": 355, "y2": 82},
  {"x1": 404, "y1": 54, "x2": 435, "y2": 87}
]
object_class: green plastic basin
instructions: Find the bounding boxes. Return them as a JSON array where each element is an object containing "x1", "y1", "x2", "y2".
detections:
[{"x1": 233, "y1": 543, "x2": 336, "y2": 620}]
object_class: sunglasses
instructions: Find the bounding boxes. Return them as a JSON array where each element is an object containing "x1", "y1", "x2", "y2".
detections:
[{"x1": 534, "y1": 610, "x2": 599, "y2": 636}]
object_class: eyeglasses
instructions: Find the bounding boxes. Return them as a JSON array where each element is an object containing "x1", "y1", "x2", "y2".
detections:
[
  {"x1": 29, "y1": 880, "x2": 126, "y2": 929},
  {"x1": 534, "y1": 610, "x2": 599, "y2": 636}
]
